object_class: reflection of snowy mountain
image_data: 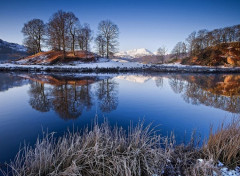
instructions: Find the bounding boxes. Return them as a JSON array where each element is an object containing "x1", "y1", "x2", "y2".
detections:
[
  {"x1": 0, "y1": 73, "x2": 30, "y2": 92},
  {"x1": 116, "y1": 75, "x2": 152, "y2": 83},
  {"x1": 115, "y1": 48, "x2": 154, "y2": 58}
]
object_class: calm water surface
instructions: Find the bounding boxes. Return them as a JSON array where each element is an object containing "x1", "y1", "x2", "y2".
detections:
[{"x1": 0, "y1": 72, "x2": 239, "y2": 163}]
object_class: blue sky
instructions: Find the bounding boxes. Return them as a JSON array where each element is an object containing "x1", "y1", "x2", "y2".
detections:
[{"x1": 0, "y1": 0, "x2": 240, "y2": 52}]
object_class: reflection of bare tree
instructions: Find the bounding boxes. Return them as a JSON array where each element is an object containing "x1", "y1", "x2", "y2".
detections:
[
  {"x1": 169, "y1": 75, "x2": 240, "y2": 113},
  {"x1": 51, "y1": 82, "x2": 94, "y2": 120},
  {"x1": 96, "y1": 79, "x2": 118, "y2": 112},
  {"x1": 79, "y1": 82, "x2": 92, "y2": 111},
  {"x1": 26, "y1": 74, "x2": 97, "y2": 120},
  {"x1": 168, "y1": 76, "x2": 184, "y2": 94},
  {"x1": 155, "y1": 77, "x2": 164, "y2": 88},
  {"x1": 28, "y1": 82, "x2": 50, "y2": 112}
]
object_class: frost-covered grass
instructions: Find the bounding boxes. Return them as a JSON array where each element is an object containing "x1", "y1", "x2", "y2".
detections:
[{"x1": 1, "y1": 118, "x2": 240, "y2": 176}]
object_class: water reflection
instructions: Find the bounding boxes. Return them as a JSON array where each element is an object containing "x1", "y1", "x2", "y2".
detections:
[
  {"x1": 0, "y1": 73, "x2": 29, "y2": 92},
  {"x1": 0, "y1": 73, "x2": 239, "y2": 119},
  {"x1": 96, "y1": 79, "x2": 118, "y2": 112},
  {"x1": 21, "y1": 74, "x2": 118, "y2": 119},
  {"x1": 168, "y1": 74, "x2": 240, "y2": 113},
  {"x1": 29, "y1": 82, "x2": 50, "y2": 112}
]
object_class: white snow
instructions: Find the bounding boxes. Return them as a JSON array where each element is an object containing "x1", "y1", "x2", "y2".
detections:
[
  {"x1": 0, "y1": 58, "x2": 146, "y2": 70},
  {"x1": 115, "y1": 48, "x2": 154, "y2": 58},
  {"x1": 216, "y1": 162, "x2": 240, "y2": 176},
  {"x1": 197, "y1": 159, "x2": 240, "y2": 176}
]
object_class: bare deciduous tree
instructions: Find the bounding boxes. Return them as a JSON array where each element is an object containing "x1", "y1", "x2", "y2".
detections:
[
  {"x1": 95, "y1": 34, "x2": 106, "y2": 57},
  {"x1": 156, "y1": 46, "x2": 167, "y2": 64},
  {"x1": 66, "y1": 12, "x2": 79, "y2": 55},
  {"x1": 185, "y1": 24, "x2": 240, "y2": 56},
  {"x1": 77, "y1": 23, "x2": 92, "y2": 52},
  {"x1": 22, "y1": 19, "x2": 46, "y2": 54},
  {"x1": 47, "y1": 10, "x2": 69, "y2": 55},
  {"x1": 186, "y1": 31, "x2": 196, "y2": 55},
  {"x1": 97, "y1": 20, "x2": 119, "y2": 58},
  {"x1": 171, "y1": 42, "x2": 186, "y2": 59}
]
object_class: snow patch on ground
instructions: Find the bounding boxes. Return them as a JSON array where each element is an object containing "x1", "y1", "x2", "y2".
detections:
[
  {"x1": 216, "y1": 162, "x2": 240, "y2": 176},
  {"x1": 197, "y1": 160, "x2": 240, "y2": 176}
]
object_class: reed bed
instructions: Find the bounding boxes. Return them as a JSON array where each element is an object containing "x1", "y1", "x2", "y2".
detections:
[{"x1": 1, "y1": 118, "x2": 239, "y2": 176}]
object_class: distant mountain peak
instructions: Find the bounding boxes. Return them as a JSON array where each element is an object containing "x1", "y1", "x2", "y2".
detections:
[
  {"x1": 0, "y1": 39, "x2": 27, "y2": 52},
  {"x1": 0, "y1": 39, "x2": 28, "y2": 61},
  {"x1": 115, "y1": 48, "x2": 154, "y2": 58}
]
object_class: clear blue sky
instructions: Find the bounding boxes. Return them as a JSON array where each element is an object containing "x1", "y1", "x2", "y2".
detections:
[{"x1": 0, "y1": 0, "x2": 239, "y2": 52}]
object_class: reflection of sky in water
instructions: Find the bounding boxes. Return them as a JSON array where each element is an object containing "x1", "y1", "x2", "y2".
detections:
[{"x1": 0, "y1": 73, "x2": 238, "y2": 163}]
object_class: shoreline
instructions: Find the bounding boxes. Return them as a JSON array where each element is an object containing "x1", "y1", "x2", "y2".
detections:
[{"x1": 0, "y1": 63, "x2": 240, "y2": 73}]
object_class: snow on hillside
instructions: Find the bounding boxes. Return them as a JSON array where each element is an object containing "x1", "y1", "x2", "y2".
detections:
[
  {"x1": 0, "y1": 39, "x2": 27, "y2": 52},
  {"x1": 115, "y1": 48, "x2": 154, "y2": 58}
]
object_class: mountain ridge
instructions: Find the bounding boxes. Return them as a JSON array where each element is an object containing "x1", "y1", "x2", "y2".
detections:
[{"x1": 0, "y1": 39, "x2": 28, "y2": 61}]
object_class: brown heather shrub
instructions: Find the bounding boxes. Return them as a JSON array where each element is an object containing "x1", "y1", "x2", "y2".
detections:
[{"x1": 204, "y1": 118, "x2": 240, "y2": 169}]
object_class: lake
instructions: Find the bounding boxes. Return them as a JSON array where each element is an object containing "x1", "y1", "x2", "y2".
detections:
[{"x1": 0, "y1": 72, "x2": 239, "y2": 163}]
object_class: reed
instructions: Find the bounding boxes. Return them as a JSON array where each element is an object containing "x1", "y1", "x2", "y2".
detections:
[{"x1": 2, "y1": 118, "x2": 239, "y2": 176}]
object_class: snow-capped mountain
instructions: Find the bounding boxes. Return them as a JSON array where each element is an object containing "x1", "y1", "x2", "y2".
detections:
[
  {"x1": 115, "y1": 48, "x2": 154, "y2": 58},
  {"x1": 0, "y1": 39, "x2": 27, "y2": 52},
  {"x1": 0, "y1": 39, "x2": 28, "y2": 61}
]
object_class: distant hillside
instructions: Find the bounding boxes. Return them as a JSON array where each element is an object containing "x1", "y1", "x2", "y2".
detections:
[
  {"x1": 181, "y1": 42, "x2": 240, "y2": 66},
  {"x1": 16, "y1": 50, "x2": 96, "y2": 65},
  {"x1": 0, "y1": 39, "x2": 28, "y2": 61},
  {"x1": 131, "y1": 53, "x2": 188, "y2": 64}
]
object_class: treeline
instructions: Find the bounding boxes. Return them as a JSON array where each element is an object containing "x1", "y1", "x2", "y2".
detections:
[
  {"x1": 22, "y1": 10, "x2": 119, "y2": 58},
  {"x1": 171, "y1": 24, "x2": 240, "y2": 58}
]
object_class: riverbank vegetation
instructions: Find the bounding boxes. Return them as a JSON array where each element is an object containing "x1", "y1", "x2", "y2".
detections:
[
  {"x1": 171, "y1": 24, "x2": 240, "y2": 66},
  {"x1": 1, "y1": 118, "x2": 239, "y2": 176}
]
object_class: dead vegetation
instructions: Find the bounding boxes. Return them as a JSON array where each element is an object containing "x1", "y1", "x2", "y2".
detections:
[
  {"x1": 181, "y1": 42, "x2": 240, "y2": 66},
  {"x1": 1, "y1": 118, "x2": 239, "y2": 176},
  {"x1": 204, "y1": 118, "x2": 240, "y2": 169}
]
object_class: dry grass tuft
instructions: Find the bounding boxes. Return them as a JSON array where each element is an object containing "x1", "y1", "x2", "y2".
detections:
[
  {"x1": 3, "y1": 118, "x2": 240, "y2": 176},
  {"x1": 204, "y1": 118, "x2": 240, "y2": 169},
  {"x1": 1, "y1": 121, "x2": 169, "y2": 176}
]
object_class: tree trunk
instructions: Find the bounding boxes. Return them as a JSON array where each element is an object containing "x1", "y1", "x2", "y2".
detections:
[
  {"x1": 72, "y1": 34, "x2": 75, "y2": 56},
  {"x1": 62, "y1": 33, "x2": 66, "y2": 57},
  {"x1": 106, "y1": 39, "x2": 109, "y2": 58}
]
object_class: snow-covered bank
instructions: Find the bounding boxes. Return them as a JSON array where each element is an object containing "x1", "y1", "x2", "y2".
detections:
[{"x1": 0, "y1": 61, "x2": 240, "y2": 73}]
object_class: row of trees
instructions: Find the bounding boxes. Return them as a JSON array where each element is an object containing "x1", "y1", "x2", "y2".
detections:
[
  {"x1": 22, "y1": 10, "x2": 119, "y2": 58},
  {"x1": 171, "y1": 24, "x2": 240, "y2": 57}
]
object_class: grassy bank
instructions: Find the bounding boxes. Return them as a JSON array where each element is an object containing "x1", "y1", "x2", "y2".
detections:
[{"x1": 1, "y1": 119, "x2": 240, "y2": 176}]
